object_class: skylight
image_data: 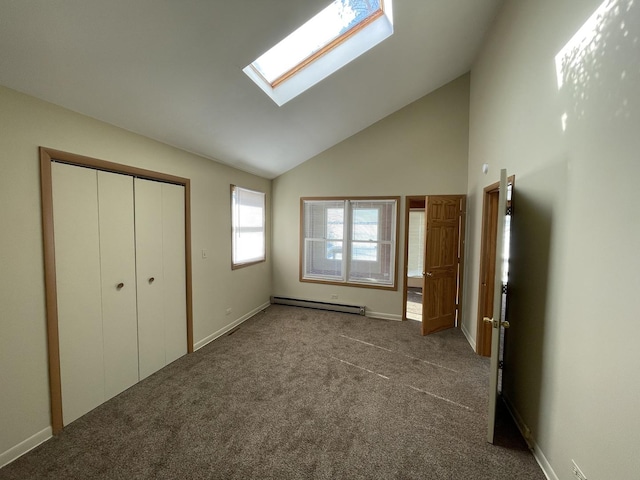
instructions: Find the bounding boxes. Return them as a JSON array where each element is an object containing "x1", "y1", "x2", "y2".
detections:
[{"x1": 243, "y1": 0, "x2": 394, "y2": 106}]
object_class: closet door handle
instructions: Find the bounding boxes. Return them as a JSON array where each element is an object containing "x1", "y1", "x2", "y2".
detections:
[
  {"x1": 148, "y1": 277, "x2": 155, "y2": 284},
  {"x1": 116, "y1": 282, "x2": 124, "y2": 290}
]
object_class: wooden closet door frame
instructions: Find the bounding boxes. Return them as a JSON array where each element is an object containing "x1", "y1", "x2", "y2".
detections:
[{"x1": 40, "y1": 147, "x2": 194, "y2": 434}]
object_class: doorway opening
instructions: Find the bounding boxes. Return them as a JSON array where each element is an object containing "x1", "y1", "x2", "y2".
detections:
[
  {"x1": 476, "y1": 176, "x2": 515, "y2": 364},
  {"x1": 403, "y1": 195, "x2": 466, "y2": 335},
  {"x1": 405, "y1": 199, "x2": 425, "y2": 322}
]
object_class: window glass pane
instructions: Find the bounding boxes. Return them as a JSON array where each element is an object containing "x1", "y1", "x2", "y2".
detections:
[
  {"x1": 349, "y1": 242, "x2": 393, "y2": 285},
  {"x1": 303, "y1": 200, "x2": 345, "y2": 280},
  {"x1": 349, "y1": 199, "x2": 395, "y2": 284},
  {"x1": 352, "y1": 208, "x2": 378, "y2": 240},
  {"x1": 232, "y1": 186, "x2": 266, "y2": 266},
  {"x1": 351, "y1": 241, "x2": 376, "y2": 261},
  {"x1": 235, "y1": 232, "x2": 265, "y2": 264},
  {"x1": 326, "y1": 207, "x2": 344, "y2": 239},
  {"x1": 252, "y1": 0, "x2": 383, "y2": 84},
  {"x1": 305, "y1": 239, "x2": 343, "y2": 279}
]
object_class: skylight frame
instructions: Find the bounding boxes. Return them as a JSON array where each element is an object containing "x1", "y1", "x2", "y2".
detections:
[{"x1": 243, "y1": 0, "x2": 394, "y2": 106}]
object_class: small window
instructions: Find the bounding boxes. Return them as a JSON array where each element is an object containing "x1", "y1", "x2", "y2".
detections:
[
  {"x1": 301, "y1": 197, "x2": 399, "y2": 289},
  {"x1": 231, "y1": 185, "x2": 266, "y2": 269}
]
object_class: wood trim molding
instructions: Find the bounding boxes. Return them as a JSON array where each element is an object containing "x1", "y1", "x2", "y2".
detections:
[
  {"x1": 458, "y1": 195, "x2": 467, "y2": 330},
  {"x1": 270, "y1": 7, "x2": 385, "y2": 88},
  {"x1": 40, "y1": 147, "x2": 188, "y2": 185},
  {"x1": 39, "y1": 147, "x2": 194, "y2": 432},
  {"x1": 184, "y1": 179, "x2": 194, "y2": 354},
  {"x1": 39, "y1": 150, "x2": 63, "y2": 434}
]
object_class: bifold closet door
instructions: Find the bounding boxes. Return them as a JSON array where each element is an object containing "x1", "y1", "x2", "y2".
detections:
[
  {"x1": 52, "y1": 164, "x2": 138, "y2": 425},
  {"x1": 135, "y1": 178, "x2": 187, "y2": 380},
  {"x1": 161, "y1": 182, "x2": 188, "y2": 365},
  {"x1": 52, "y1": 163, "x2": 104, "y2": 425},
  {"x1": 97, "y1": 171, "x2": 139, "y2": 401}
]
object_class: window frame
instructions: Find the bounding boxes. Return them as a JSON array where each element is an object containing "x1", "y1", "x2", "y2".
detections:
[
  {"x1": 243, "y1": 0, "x2": 394, "y2": 106},
  {"x1": 299, "y1": 196, "x2": 400, "y2": 290},
  {"x1": 231, "y1": 184, "x2": 266, "y2": 270}
]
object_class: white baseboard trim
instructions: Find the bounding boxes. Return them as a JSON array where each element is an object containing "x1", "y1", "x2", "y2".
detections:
[
  {"x1": 194, "y1": 302, "x2": 270, "y2": 351},
  {"x1": 502, "y1": 395, "x2": 558, "y2": 480},
  {"x1": 366, "y1": 311, "x2": 403, "y2": 321},
  {"x1": 461, "y1": 323, "x2": 476, "y2": 351},
  {"x1": 0, "y1": 426, "x2": 52, "y2": 469}
]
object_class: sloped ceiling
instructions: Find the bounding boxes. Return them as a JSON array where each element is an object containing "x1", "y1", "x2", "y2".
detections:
[{"x1": 0, "y1": 0, "x2": 502, "y2": 178}]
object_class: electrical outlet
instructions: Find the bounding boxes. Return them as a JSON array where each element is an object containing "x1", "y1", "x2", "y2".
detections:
[{"x1": 572, "y1": 460, "x2": 587, "y2": 480}]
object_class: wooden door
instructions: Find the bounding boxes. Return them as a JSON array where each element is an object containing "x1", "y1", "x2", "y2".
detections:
[
  {"x1": 97, "y1": 171, "x2": 139, "y2": 400},
  {"x1": 487, "y1": 169, "x2": 508, "y2": 443},
  {"x1": 422, "y1": 196, "x2": 463, "y2": 335}
]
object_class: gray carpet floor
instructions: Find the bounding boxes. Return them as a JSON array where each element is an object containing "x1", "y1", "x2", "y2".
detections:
[{"x1": 0, "y1": 305, "x2": 544, "y2": 479}]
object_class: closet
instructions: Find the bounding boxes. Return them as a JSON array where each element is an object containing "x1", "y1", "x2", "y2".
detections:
[{"x1": 45, "y1": 155, "x2": 189, "y2": 428}]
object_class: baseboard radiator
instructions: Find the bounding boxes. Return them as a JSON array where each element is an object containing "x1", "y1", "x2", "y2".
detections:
[{"x1": 270, "y1": 296, "x2": 365, "y2": 316}]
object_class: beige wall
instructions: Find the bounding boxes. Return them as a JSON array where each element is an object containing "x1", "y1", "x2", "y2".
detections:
[
  {"x1": 272, "y1": 74, "x2": 470, "y2": 319},
  {"x1": 465, "y1": 0, "x2": 640, "y2": 478},
  {"x1": 0, "y1": 86, "x2": 271, "y2": 460}
]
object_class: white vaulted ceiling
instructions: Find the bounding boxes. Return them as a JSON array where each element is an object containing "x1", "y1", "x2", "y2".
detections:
[{"x1": 0, "y1": 0, "x2": 502, "y2": 178}]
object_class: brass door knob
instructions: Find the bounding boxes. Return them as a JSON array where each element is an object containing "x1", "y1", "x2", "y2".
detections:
[
  {"x1": 148, "y1": 277, "x2": 155, "y2": 284},
  {"x1": 483, "y1": 317, "x2": 498, "y2": 328},
  {"x1": 116, "y1": 283, "x2": 124, "y2": 290}
]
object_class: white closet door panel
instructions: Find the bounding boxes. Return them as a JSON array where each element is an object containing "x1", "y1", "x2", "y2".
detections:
[
  {"x1": 162, "y1": 183, "x2": 187, "y2": 364},
  {"x1": 97, "y1": 171, "x2": 139, "y2": 400},
  {"x1": 135, "y1": 178, "x2": 166, "y2": 380},
  {"x1": 51, "y1": 163, "x2": 104, "y2": 425}
]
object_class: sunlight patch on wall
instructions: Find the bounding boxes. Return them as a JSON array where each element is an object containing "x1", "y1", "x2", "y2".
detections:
[{"x1": 555, "y1": 0, "x2": 638, "y2": 130}]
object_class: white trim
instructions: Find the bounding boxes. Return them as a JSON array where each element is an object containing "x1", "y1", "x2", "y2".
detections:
[
  {"x1": 461, "y1": 322, "x2": 476, "y2": 351},
  {"x1": 502, "y1": 395, "x2": 558, "y2": 480},
  {"x1": 193, "y1": 302, "x2": 270, "y2": 351},
  {"x1": 0, "y1": 426, "x2": 52, "y2": 469},
  {"x1": 366, "y1": 311, "x2": 402, "y2": 321}
]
